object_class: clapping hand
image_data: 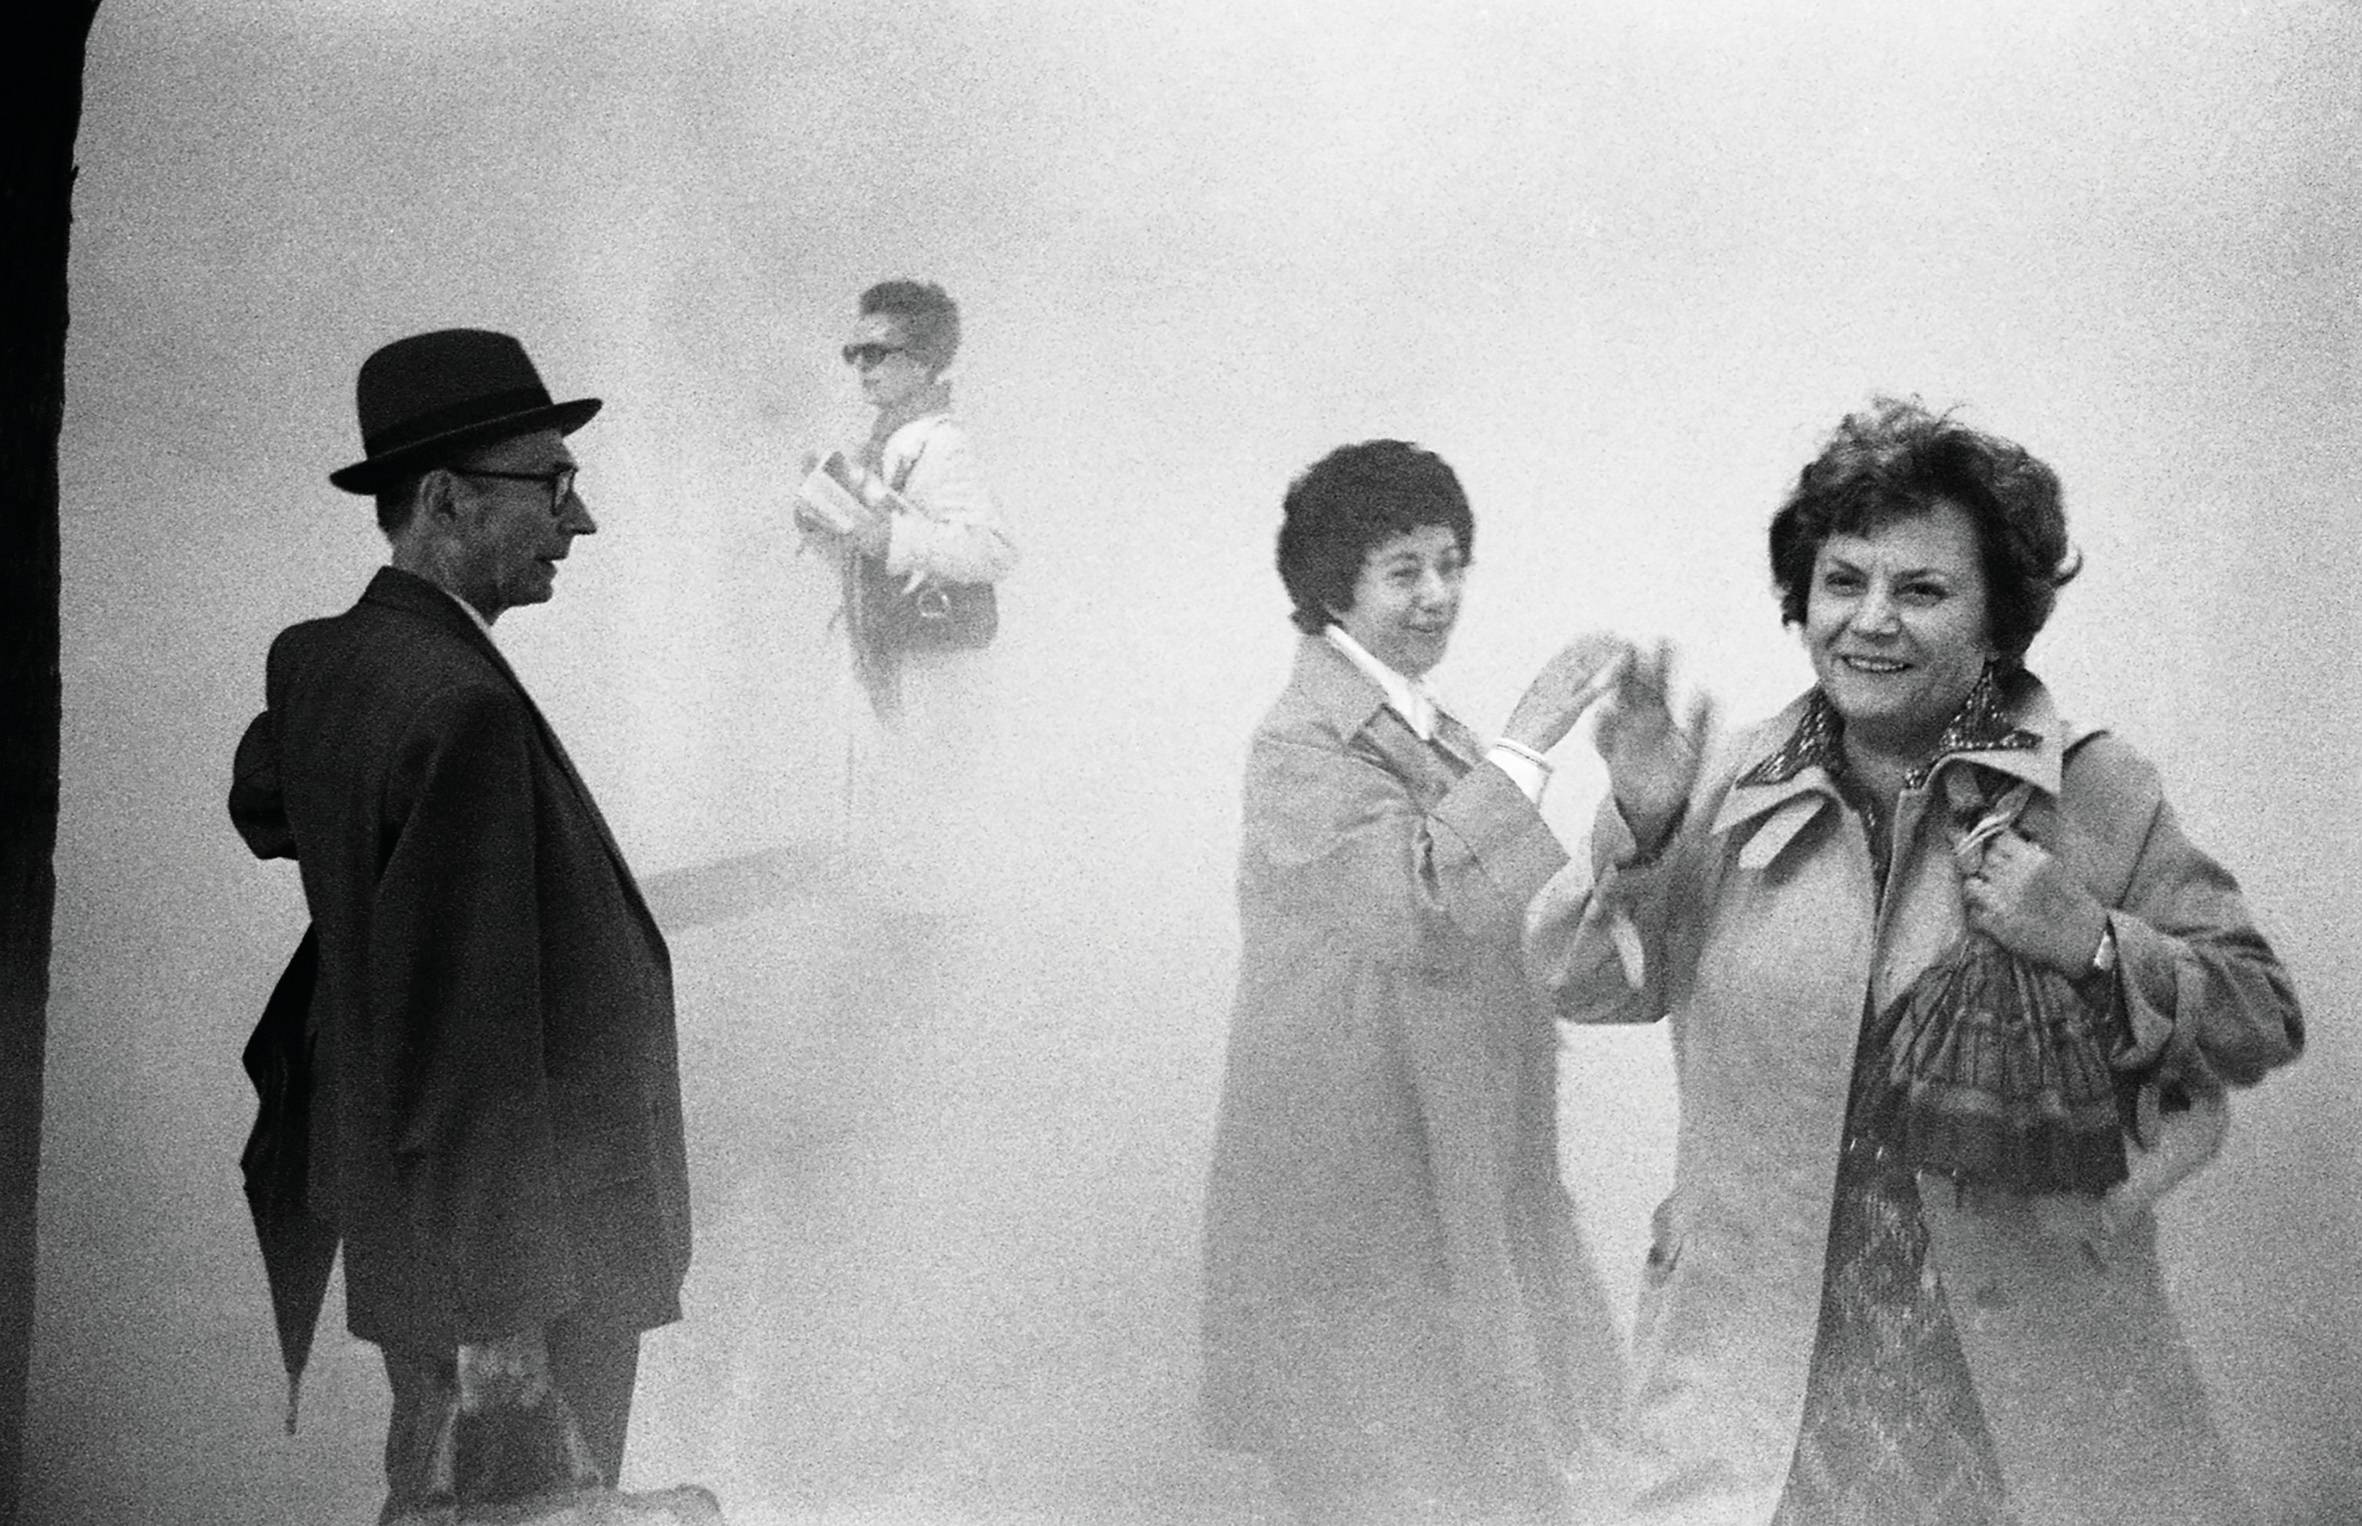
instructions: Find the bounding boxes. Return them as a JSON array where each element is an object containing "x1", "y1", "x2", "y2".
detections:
[
  {"x1": 1595, "y1": 639, "x2": 1710, "y2": 852},
  {"x1": 1502, "y1": 632, "x2": 1636, "y2": 757}
]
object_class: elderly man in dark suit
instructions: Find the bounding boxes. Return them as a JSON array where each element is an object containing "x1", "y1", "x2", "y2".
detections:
[{"x1": 229, "y1": 329, "x2": 690, "y2": 1519}]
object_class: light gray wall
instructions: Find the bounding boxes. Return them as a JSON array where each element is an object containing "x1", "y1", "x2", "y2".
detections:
[{"x1": 30, "y1": 2, "x2": 2360, "y2": 1522}]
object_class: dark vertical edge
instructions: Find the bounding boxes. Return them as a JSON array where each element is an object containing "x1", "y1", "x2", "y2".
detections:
[{"x1": 0, "y1": 3, "x2": 103, "y2": 1521}]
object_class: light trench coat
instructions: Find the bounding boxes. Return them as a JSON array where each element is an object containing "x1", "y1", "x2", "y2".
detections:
[
  {"x1": 1526, "y1": 679, "x2": 2302, "y2": 1526},
  {"x1": 872, "y1": 409, "x2": 1017, "y2": 588},
  {"x1": 1203, "y1": 635, "x2": 1624, "y2": 1520},
  {"x1": 842, "y1": 409, "x2": 1019, "y2": 904}
]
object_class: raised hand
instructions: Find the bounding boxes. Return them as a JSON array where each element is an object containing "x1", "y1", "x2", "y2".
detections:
[
  {"x1": 1594, "y1": 638, "x2": 1710, "y2": 850},
  {"x1": 1501, "y1": 631, "x2": 1635, "y2": 757}
]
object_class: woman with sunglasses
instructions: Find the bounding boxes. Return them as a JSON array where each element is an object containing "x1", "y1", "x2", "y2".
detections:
[
  {"x1": 799, "y1": 279, "x2": 1018, "y2": 934},
  {"x1": 817, "y1": 279, "x2": 1019, "y2": 719}
]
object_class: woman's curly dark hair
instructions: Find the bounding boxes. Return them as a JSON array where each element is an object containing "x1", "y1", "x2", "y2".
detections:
[
  {"x1": 1769, "y1": 398, "x2": 2081, "y2": 660},
  {"x1": 858, "y1": 278, "x2": 960, "y2": 374},
  {"x1": 1276, "y1": 440, "x2": 1473, "y2": 636}
]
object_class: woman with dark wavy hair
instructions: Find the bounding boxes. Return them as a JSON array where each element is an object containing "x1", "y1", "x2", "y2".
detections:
[
  {"x1": 1527, "y1": 399, "x2": 2302, "y2": 1526},
  {"x1": 1202, "y1": 440, "x2": 1630, "y2": 1525}
]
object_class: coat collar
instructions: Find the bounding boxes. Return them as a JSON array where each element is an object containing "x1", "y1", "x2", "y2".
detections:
[
  {"x1": 1292, "y1": 630, "x2": 1395, "y2": 740},
  {"x1": 1287, "y1": 634, "x2": 1483, "y2": 774},
  {"x1": 360, "y1": 565, "x2": 532, "y2": 687},
  {"x1": 1711, "y1": 669, "x2": 2070, "y2": 850},
  {"x1": 363, "y1": 564, "x2": 498, "y2": 648},
  {"x1": 1322, "y1": 624, "x2": 1445, "y2": 740},
  {"x1": 356, "y1": 565, "x2": 657, "y2": 942}
]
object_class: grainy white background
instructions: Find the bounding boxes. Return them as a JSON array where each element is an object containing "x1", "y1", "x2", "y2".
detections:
[{"x1": 29, "y1": 2, "x2": 2360, "y2": 1521}]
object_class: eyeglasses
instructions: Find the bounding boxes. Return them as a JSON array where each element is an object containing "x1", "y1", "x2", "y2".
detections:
[
  {"x1": 451, "y1": 465, "x2": 578, "y2": 515},
  {"x1": 841, "y1": 343, "x2": 908, "y2": 368}
]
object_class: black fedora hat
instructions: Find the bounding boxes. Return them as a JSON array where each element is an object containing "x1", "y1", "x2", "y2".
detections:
[{"x1": 329, "y1": 328, "x2": 601, "y2": 494}]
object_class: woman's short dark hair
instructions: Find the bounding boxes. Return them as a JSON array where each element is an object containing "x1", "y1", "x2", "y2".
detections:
[
  {"x1": 1277, "y1": 440, "x2": 1473, "y2": 636},
  {"x1": 1769, "y1": 397, "x2": 2081, "y2": 660},
  {"x1": 859, "y1": 279, "x2": 960, "y2": 374}
]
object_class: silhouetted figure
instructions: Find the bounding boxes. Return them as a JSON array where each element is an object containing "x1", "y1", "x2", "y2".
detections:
[{"x1": 229, "y1": 330, "x2": 691, "y2": 1522}]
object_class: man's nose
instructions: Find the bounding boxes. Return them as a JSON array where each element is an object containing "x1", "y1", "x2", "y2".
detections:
[{"x1": 560, "y1": 490, "x2": 597, "y2": 536}]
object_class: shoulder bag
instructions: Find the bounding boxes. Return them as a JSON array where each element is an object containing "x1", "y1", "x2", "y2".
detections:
[{"x1": 852, "y1": 420, "x2": 998, "y2": 653}]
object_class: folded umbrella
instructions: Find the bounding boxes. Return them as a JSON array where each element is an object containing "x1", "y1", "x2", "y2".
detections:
[{"x1": 239, "y1": 926, "x2": 339, "y2": 1433}]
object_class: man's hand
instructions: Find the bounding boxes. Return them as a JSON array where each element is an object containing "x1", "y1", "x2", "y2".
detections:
[{"x1": 456, "y1": 1325, "x2": 554, "y2": 1414}]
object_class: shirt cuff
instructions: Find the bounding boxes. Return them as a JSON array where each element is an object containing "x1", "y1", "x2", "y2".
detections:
[{"x1": 1486, "y1": 743, "x2": 1550, "y2": 803}]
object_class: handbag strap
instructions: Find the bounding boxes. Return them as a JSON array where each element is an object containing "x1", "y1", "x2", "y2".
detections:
[
  {"x1": 1948, "y1": 776, "x2": 2034, "y2": 870},
  {"x1": 885, "y1": 415, "x2": 944, "y2": 496}
]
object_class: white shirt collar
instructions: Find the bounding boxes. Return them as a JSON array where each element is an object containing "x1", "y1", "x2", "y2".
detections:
[{"x1": 1324, "y1": 624, "x2": 1441, "y2": 742}]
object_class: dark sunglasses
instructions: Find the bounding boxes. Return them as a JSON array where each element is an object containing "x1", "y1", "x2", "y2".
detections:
[
  {"x1": 451, "y1": 465, "x2": 578, "y2": 515},
  {"x1": 841, "y1": 342, "x2": 908, "y2": 368}
]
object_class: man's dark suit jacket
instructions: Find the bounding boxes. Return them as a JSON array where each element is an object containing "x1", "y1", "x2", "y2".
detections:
[{"x1": 230, "y1": 566, "x2": 690, "y2": 1355}]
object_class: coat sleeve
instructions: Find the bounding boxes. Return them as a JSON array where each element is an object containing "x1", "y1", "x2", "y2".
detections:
[
  {"x1": 2072, "y1": 737, "x2": 2304, "y2": 1091},
  {"x1": 882, "y1": 421, "x2": 1020, "y2": 585},
  {"x1": 1243, "y1": 729, "x2": 1563, "y2": 968},
  {"x1": 373, "y1": 682, "x2": 578, "y2": 1343},
  {"x1": 1525, "y1": 788, "x2": 1704, "y2": 1026}
]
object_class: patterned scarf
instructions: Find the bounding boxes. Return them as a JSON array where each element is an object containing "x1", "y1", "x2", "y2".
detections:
[{"x1": 1750, "y1": 669, "x2": 2128, "y2": 1195}]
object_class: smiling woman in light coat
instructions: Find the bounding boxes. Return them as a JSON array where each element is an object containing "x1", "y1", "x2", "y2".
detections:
[
  {"x1": 1526, "y1": 399, "x2": 2303, "y2": 1526},
  {"x1": 1202, "y1": 440, "x2": 1629, "y2": 1526}
]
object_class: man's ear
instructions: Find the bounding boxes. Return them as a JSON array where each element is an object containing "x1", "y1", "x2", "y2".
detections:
[{"x1": 417, "y1": 468, "x2": 464, "y2": 526}]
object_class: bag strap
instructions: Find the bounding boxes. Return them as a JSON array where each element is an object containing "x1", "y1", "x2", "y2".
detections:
[
  {"x1": 1948, "y1": 777, "x2": 2034, "y2": 869},
  {"x1": 885, "y1": 415, "x2": 945, "y2": 495}
]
